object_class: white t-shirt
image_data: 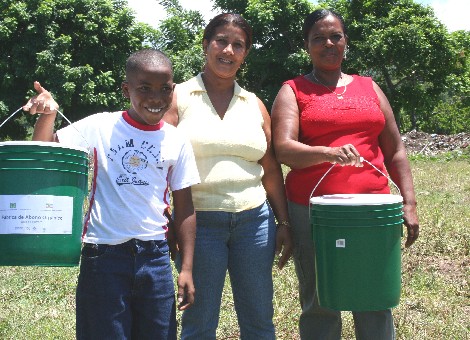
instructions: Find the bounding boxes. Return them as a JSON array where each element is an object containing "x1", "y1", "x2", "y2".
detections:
[{"x1": 57, "y1": 111, "x2": 200, "y2": 245}]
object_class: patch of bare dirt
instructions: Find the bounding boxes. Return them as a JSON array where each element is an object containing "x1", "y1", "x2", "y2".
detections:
[
  {"x1": 401, "y1": 131, "x2": 470, "y2": 156},
  {"x1": 412, "y1": 255, "x2": 469, "y2": 296}
]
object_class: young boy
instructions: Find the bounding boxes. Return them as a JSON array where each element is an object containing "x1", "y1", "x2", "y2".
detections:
[{"x1": 24, "y1": 49, "x2": 200, "y2": 339}]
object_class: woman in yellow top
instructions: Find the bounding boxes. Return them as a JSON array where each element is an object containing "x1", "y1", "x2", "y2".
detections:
[{"x1": 164, "y1": 13, "x2": 293, "y2": 340}]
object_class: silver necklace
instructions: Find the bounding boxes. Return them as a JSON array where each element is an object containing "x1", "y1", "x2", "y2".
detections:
[{"x1": 311, "y1": 72, "x2": 347, "y2": 100}]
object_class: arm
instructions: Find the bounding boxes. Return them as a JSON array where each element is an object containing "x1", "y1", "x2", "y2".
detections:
[
  {"x1": 257, "y1": 98, "x2": 293, "y2": 269},
  {"x1": 163, "y1": 206, "x2": 178, "y2": 261},
  {"x1": 172, "y1": 186, "x2": 196, "y2": 310},
  {"x1": 271, "y1": 83, "x2": 361, "y2": 168},
  {"x1": 162, "y1": 90, "x2": 180, "y2": 258},
  {"x1": 23, "y1": 82, "x2": 59, "y2": 142},
  {"x1": 373, "y1": 81, "x2": 419, "y2": 247}
]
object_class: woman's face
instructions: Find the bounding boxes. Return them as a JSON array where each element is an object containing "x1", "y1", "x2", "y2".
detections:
[
  {"x1": 203, "y1": 23, "x2": 249, "y2": 79},
  {"x1": 305, "y1": 14, "x2": 347, "y2": 71}
]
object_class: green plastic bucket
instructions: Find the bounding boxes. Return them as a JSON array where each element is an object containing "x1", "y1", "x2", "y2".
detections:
[
  {"x1": 0, "y1": 141, "x2": 89, "y2": 266},
  {"x1": 310, "y1": 194, "x2": 403, "y2": 311}
]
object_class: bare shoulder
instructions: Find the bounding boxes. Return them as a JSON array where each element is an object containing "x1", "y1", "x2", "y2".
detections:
[
  {"x1": 275, "y1": 83, "x2": 296, "y2": 101},
  {"x1": 272, "y1": 83, "x2": 298, "y2": 118},
  {"x1": 371, "y1": 80, "x2": 386, "y2": 97}
]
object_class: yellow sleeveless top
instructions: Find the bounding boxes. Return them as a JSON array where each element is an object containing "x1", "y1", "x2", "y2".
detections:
[{"x1": 176, "y1": 74, "x2": 267, "y2": 212}]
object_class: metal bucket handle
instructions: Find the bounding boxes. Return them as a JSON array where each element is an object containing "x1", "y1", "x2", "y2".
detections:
[
  {"x1": 1, "y1": 107, "x2": 90, "y2": 150},
  {"x1": 1, "y1": 107, "x2": 94, "y2": 226},
  {"x1": 309, "y1": 157, "x2": 401, "y2": 202}
]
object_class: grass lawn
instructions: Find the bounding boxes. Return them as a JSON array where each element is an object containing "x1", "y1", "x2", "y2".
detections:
[{"x1": 0, "y1": 154, "x2": 468, "y2": 339}]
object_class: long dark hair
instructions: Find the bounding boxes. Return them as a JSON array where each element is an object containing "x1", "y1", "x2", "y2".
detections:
[
  {"x1": 203, "y1": 13, "x2": 253, "y2": 50},
  {"x1": 302, "y1": 9, "x2": 347, "y2": 42}
]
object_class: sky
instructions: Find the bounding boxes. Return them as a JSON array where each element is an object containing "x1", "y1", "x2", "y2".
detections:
[{"x1": 127, "y1": 0, "x2": 470, "y2": 32}]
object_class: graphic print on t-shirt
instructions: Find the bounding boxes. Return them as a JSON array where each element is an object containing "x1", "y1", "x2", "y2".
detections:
[
  {"x1": 122, "y1": 149, "x2": 148, "y2": 174},
  {"x1": 107, "y1": 138, "x2": 165, "y2": 187}
]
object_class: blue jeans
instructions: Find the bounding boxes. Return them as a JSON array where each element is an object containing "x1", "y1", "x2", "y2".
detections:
[
  {"x1": 76, "y1": 239, "x2": 176, "y2": 340},
  {"x1": 288, "y1": 201, "x2": 396, "y2": 340},
  {"x1": 179, "y1": 201, "x2": 276, "y2": 340}
]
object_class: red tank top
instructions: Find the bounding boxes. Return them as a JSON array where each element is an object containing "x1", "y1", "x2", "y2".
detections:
[{"x1": 284, "y1": 74, "x2": 390, "y2": 206}]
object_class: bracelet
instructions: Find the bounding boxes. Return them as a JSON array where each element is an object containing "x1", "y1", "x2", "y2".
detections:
[{"x1": 277, "y1": 220, "x2": 291, "y2": 228}]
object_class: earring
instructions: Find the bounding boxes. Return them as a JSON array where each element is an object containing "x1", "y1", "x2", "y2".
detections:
[
  {"x1": 343, "y1": 45, "x2": 349, "y2": 60},
  {"x1": 239, "y1": 60, "x2": 246, "y2": 72}
]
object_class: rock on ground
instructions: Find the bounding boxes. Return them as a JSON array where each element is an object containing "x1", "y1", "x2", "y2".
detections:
[{"x1": 401, "y1": 131, "x2": 470, "y2": 156}]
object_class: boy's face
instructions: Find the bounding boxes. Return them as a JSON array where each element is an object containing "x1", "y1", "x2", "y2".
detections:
[{"x1": 122, "y1": 64, "x2": 175, "y2": 126}]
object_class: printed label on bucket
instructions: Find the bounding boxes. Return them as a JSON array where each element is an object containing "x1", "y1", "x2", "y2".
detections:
[
  {"x1": 0, "y1": 195, "x2": 74, "y2": 234},
  {"x1": 336, "y1": 239, "x2": 346, "y2": 248}
]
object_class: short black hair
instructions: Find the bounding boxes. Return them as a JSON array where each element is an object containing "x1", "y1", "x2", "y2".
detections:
[
  {"x1": 303, "y1": 9, "x2": 347, "y2": 42},
  {"x1": 125, "y1": 49, "x2": 173, "y2": 80},
  {"x1": 203, "y1": 13, "x2": 253, "y2": 50}
]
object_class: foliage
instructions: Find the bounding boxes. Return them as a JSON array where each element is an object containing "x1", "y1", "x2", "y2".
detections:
[
  {"x1": 445, "y1": 30, "x2": 470, "y2": 106},
  {"x1": 419, "y1": 97, "x2": 470, "y2": 134},
  {"x1": 419, "y1": 30, "x2": 470, "y2": 134},
  {"x1": 153, "y1": 0, "x2": 207, "y2": 83},
  {"x1": 0, "y1": 0, "x2": 156, "y2": 140}
]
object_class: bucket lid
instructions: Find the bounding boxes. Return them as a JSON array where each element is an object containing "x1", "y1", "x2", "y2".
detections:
[
  {"x1": 0, "y1": 141, "x2": 89, "y2": 154},
  {"x1": 310, "y1": 194, "x2": 403, "y2": 206}
]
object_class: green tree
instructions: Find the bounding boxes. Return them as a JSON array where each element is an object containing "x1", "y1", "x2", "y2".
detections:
[
  {"x1": 0, "y1": 0, "x2": 155, "y2": 140},
  {"x1": 419, "y1": 30, "x2": 470, "y2": 133},
  {"x1": 154, "y1": 0, "x2": 207, "y2": 83}
]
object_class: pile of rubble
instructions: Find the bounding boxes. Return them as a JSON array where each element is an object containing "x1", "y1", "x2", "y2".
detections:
[{"x1": 401, "y1": 131, "x2": 470, "y2": 156}]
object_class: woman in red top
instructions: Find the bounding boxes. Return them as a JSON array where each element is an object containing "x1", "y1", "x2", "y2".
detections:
[{"x1": 271, "y1": 9, "x2": 419, "y2": 340}]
